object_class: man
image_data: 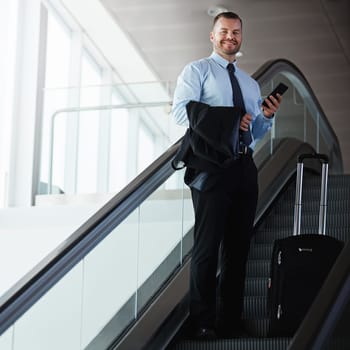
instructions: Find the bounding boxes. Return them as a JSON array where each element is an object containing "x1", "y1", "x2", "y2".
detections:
[{"x1": 172, "y1": 11, "x2": 283, "y2": 339}]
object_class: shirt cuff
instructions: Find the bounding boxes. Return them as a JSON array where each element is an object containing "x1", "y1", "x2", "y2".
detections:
[{"x1": 263, "y1": 113, "x2": 274, "y2": 120}]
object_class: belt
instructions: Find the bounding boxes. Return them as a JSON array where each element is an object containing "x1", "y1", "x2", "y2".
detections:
[{"x1": 238, "y1": 144, "x2": 253, "y2": 156}]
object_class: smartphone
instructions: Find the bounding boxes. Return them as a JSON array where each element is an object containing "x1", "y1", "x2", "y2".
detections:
[{"x1": 262, "y1": 82, "x2": 288, "y2": 107}]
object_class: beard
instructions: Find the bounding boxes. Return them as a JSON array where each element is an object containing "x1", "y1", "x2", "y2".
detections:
[{"x1": 216, "y1": 40, "x2": 241, "y2": 56}]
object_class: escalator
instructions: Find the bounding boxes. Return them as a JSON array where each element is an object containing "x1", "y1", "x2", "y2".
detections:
[
  {"x1": 0, "y1": 59, "x2": 347, "y2": 350},
  {"x1": 167, "y1": 172, "x2": 350, "y2": 350}
]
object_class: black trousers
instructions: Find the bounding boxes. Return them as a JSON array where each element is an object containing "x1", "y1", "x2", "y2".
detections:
[{"x1": 189, "y1": 155, "x2": 258, "y2": 330}]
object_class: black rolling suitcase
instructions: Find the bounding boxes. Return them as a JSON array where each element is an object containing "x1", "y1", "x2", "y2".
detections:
[{"x1": 268, "y1": 153, "x2": 344, "y2": 337}]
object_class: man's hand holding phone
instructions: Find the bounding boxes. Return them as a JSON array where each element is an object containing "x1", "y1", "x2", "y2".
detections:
[{"x1": 262, "y1": 82, "x2": 288, "y2": 118}]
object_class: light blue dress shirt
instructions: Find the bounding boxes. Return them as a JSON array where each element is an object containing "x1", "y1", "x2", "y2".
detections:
[{"x1": 172, "y1": 51, "x2": 273, "y2": 151}]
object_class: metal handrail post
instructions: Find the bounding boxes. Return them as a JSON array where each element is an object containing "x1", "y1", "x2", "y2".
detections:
[{"x1": 47, "y1": 101, "x2": 171, "y2": 194}]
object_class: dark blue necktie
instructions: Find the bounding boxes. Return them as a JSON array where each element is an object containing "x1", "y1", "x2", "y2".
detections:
[{"x1": 227, "y1": 63, "x2": 252, "y2": 146}]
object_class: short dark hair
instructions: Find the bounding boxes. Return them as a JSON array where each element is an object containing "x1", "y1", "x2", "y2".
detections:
[{"x1": 213, "y1": 11, "x2": 242, "y2": 28}]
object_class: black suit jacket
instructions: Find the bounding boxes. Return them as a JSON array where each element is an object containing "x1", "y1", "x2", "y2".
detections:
[{"x1": 172, "y1": 101, "x2": 243, "y2": 188}]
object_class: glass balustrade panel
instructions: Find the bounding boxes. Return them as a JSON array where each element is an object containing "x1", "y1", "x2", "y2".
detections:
[
  {"x1": 0, "y1": 327, "x2": 13, "y2": 350},
  {"x1": 259, "y1": 73, "x2": 328, "y2": 156},
  {"x1": 136, "y1": 170, "x2": 191, "y2": 313},
  {"x1": 182, "y1": 186, "x2": 195, "y2": 260},
  {"x1": 12, "y1": 263, "x2": 83, "y2": 350},
  {"x1": 81, "y1": 210, "x2": 139, "y2": 349}
]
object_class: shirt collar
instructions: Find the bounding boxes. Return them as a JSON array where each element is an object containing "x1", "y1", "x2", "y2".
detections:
[{"x1": 210, "y1": 51, "x2": 237, "y2": 69}]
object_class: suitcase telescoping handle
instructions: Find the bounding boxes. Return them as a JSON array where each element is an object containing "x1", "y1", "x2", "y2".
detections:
[{"x1": 293, "y1": 153, "x2": 329, "y2": 236}]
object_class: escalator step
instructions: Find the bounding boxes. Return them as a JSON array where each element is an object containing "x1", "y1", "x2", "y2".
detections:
[
  {"x1": 243, "y1": 297, "x2": 267, "y2": 318},
  {"x1": 254, "y1": 227, "x2": 349, "y2": 243},
  {"x1": 274, "y1": 200, "x2": 350, "y2": 213},
  {"x1": 243, "y1": 318, "x2": 270, "y2": 338},
  {"x1": 246, "y1": 260, "x2": 270, "y2": 277},
  {"x1": 315, "y1": 174, "x2": 350, "y2": 185},
  {"x1": 301, "y1": 175, "x2": 350, "y2": 188},
  {"x1": 245, "y1": 278, "x2": 268, "y2": 297},
  {"x1": 263, "y1": 213, "x2": 350, "y2": 229},
  {"x1": 280, "y1": 187, "x2": 350, "y2": 201},
  {"x1": 261, "y1": 215, "x2": 295, "y2": 229},
  {"x1": 278, "y1": 175, "x2": 350, "y2": 196},
  {"x1": 169, "y1": 176, "x2": 350, "y2": 349},
  {"x1": 170, "y1": 337, "x2": 290, "y2": 350},
  {"x1": 248, "y1": 244, "x2": 273, "y2": 260}
]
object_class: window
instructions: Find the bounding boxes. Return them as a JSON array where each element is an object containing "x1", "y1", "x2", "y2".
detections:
[
  {"x1": 137, "y1": 122, "x2": 155, "y2": 173},
  {"x1": 107, "y1": 90, "x2": 129, "y2": 192},
  {"x1": 76, "y1": 52, "x2": 102, "y2": 193},
  {"x1": 0, "y1": 0, "x2": 19, "y2": 207},
  {"x1": 41, "y1": 9, "x2": 72, "y2": 192}
]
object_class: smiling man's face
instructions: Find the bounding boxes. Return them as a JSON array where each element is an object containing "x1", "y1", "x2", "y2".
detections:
[{"x1": 210, "y1": 17, "x2": 242, "y2": 61}]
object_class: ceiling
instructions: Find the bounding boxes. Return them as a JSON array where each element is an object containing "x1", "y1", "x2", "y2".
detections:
[{"x1": 100, "y1": 0, "x2": 350, "y2": 172}]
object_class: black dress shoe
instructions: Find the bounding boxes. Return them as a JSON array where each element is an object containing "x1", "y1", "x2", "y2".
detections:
[{"x1": 193, "y1": 327, "x2": 217, "y2": 340}]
